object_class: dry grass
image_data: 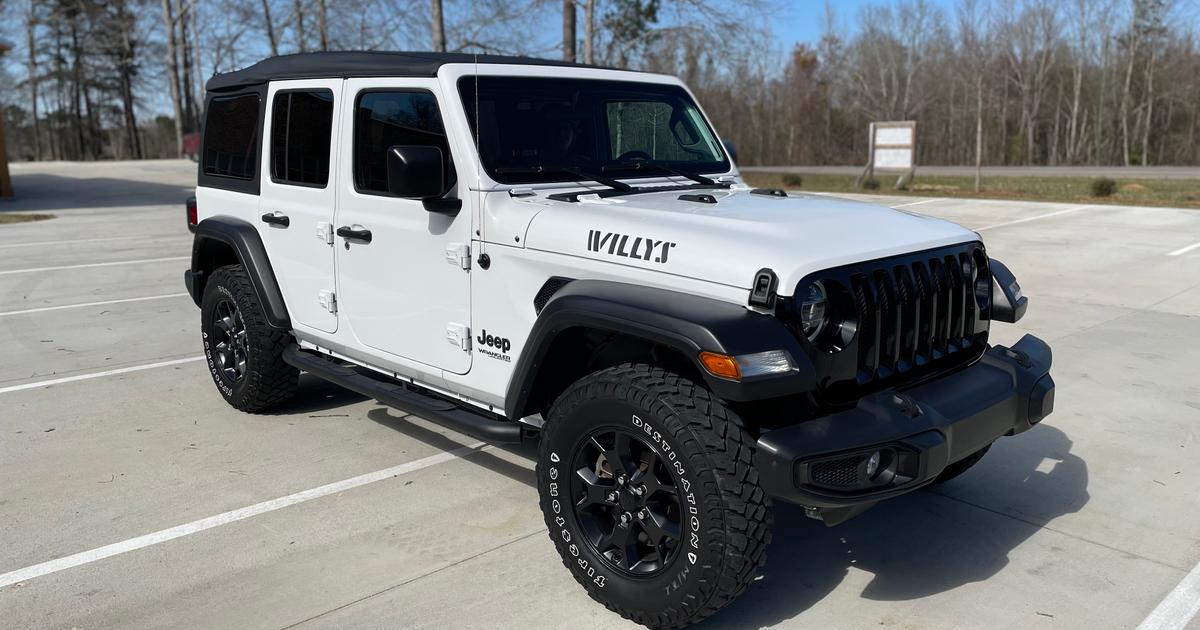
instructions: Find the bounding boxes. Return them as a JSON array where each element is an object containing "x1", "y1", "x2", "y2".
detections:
[
  {"x1": 0, "y1": 213, "x2": 54, "y2": 225},
  {"x1": 743, "y1": 172, "x2": 1200, "y2": 209}
]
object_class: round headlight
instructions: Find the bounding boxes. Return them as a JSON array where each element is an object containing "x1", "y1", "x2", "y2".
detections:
[{"x1": 799, "y1": 281, "x2": 828, "y2": 341}]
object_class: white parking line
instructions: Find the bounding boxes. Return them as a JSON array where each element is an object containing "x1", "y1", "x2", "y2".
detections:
[
  {"x1": 1167, "y1": 241, "x2": 1200, "y2": 257},
  {"x1": 0, "y1": 356, "x2": 205, "y2": 395},
  {"x1": 891, "y1": 198, "x2": 943, "y2": 208},
  {"x1": 0, "y1": 293, "x2": 189, "y2": 317},
  {"x1": 0, "y1": 235, "x2": 188, "y2": 250},
  {"x1": 0, "y1": 256, "x2": 189, "y2": 276},
  {"x1": 1135, "y1": 560, "x2": 1200, "y2": 630},
  {"x1": 975, "y1": 205, "x2": 1093, "y2": 231},
  {"x1": 0, "y1": 443, "x2": 486, "y2": 589}
]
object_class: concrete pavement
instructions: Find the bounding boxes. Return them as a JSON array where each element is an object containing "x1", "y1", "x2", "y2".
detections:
[{"x1": 2, "y1": 161, "x2": 1199, "y2": 629}]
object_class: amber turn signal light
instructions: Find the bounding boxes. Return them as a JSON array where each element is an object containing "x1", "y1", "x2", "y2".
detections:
[{"x1": 699, "y1": 351, "x2": 741, "y2": 380}]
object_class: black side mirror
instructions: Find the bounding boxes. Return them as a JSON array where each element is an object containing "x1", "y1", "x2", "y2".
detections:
[
  {"x1": 989, "y1": 259, "x2": 1028, "y2": 323},
  {"x1": 386, "y1": 145, "x2": 446, "y2": 199}
]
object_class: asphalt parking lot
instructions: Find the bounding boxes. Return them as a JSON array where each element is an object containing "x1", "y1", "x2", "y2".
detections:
[{"x1": 2, "y1": 160, "x2": 1199, "y2": 629}]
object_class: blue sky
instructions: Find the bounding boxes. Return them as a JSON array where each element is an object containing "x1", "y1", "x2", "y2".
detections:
[{"x1": 769, "y1": 0, "x2": 957, "y2": 50}]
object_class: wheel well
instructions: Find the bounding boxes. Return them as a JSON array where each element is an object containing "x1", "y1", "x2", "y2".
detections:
[
  {"x1": 522, "y1": 327, "x2": 704, "y2": 419},
  {"x1": 192, "y1": 237, "x2": 240, "y2": 296}
]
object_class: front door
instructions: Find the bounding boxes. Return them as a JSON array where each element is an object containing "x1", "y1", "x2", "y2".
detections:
[
  {"x1": 334, "y1": 79, "x2": 473, "y2": 374},
  {"x1": 259, "y1": 79, "x2": 342, "y2": 334}
]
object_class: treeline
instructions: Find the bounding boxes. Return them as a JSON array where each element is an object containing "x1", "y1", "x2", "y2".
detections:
[
  {"x1": 691, "y1": 0, "x2": 1200, "y2": 167},
  {"x1": 1, "y1": 0, "x2": 1198, "y2": 166}
]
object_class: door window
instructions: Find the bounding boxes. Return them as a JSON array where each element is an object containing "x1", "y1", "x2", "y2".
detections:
[
  {"x1": 270, "y1": 90, "x2": 335, "y2": 187},
  {"x1": 353, "y1": 91, "x2": 455, "y2": 195}
]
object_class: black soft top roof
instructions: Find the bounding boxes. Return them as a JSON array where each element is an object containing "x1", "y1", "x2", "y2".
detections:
[{"x1": 206, "y1": 51, "x2": 617, "y2": 93}]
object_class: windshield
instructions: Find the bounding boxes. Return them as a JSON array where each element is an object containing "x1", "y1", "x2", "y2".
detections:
[{"x1": 459, "y1": 77, "x2": 730, "y2": 185}]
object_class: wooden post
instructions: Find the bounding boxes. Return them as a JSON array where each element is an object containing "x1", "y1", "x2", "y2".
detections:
[{"x1": 0, "y1": 41, "x2": 13, "y2": 199}]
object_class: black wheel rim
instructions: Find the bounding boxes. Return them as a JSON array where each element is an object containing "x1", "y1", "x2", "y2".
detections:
[
  {"x1": 210, "y1": 298, "x2": 248, "y2": 385},
  {"x1": 568, "y1": 427, "x2": 684, "y2": 577}
]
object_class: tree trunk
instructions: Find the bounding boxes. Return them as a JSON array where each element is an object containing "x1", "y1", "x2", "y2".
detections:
[
  {"x1": 294, "y1": 0, "x2": 306, "y2": 53},
  {"x1": 1141, "y1": 48, "x2": 1155, "y2": 166},
  {"x1": 1120, "y1": 31, "x2": 1138, "y2": 166},
  {"x1": 318, "y1": 0, "x2": 328, "y2": 51},
  {"x1": 25, "y1": 0, "x2": 42, "y2": 161},
  {"x1": 562, "y1": 0, "x2": 576, "y2": 63},
  {"x1": 975, "y1": 76, "x2": 983, "y2": 192},
  {"x1": 177, "y1": 0, "x2": 196, "y2": 132},
  {"x1": 261, "y1": 0, "x2": 279, "y2": 56},
  {"x1": 68, "y1": 9, "x2": 86, "y2": 159},
  {"x1": 116, "y1": 0, "x2": 142, "y2": 159},
  {"x1": 161, "y1": 0, "x2": 185, "y2": 158},
  {"x1": 431, "y1": 0, "x2": 445, "y2": 52},
  {"x1": 583, "y1": 0, "x2": 595, "y2": 64}
]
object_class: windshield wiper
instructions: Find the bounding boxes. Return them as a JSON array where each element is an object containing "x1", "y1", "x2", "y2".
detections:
[
  {"x1": 494, "y1": 165, "x2": 632, "y2": 192},
  {"x1": 601, "y1": 161, "x2": 715, "y2": 186}
]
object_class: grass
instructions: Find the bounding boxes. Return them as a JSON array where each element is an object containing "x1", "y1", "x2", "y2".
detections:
[
  {"x1": 742, "y1": 172, "x2": 1200, "y2": 209},
  {"x1": 0, "y1": 213, "x2": 54, "y2": 225}
]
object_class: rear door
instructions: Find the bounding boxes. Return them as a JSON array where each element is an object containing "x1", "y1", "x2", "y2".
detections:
[
  {"x1": 259, "y1": 79, "x2": 342, "y2": 334},
  {"x1": 333, "y1": 78, "x2": 473, "y2": 375}
]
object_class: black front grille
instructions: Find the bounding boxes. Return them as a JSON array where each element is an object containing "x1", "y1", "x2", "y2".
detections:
[{"x1": 779, "y1": 242, "x2": 991, "y2": 404}]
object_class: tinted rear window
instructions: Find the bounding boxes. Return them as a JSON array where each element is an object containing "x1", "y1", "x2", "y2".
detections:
[{"x1": 203, "y1": 94, "x2": 260, "y2": 180}]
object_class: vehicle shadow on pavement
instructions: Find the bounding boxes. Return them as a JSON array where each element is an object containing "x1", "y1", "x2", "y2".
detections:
[
  {"x1": 266, "y1": 374, "x2": 369, "y2": 416},
  {"x1": 1, "y1": 174, "x2": 195, "y2": 211},
  {"x1": 366, "y1": 407, "x2": 539, "y2": 489},
  {"x1": 702, "y1": 422, "x2": 1089, "y2": 629}
]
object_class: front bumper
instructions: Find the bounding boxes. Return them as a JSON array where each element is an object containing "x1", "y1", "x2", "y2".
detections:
[{"x1": 754, "y1": 334, "x2": 1054, "y2": 525}]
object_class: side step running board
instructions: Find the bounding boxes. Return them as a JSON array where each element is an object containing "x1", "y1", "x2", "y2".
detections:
[{"x1": 283, "y1": 345, "x2": 522, "y2": 444}]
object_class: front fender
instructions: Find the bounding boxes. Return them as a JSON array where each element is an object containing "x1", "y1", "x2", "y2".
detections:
[{"x1": 503, "y1": 279, "x2": 815, "y2": 419}]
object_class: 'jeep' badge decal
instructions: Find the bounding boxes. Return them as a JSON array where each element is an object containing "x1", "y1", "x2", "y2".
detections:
[{"x1": 587, "y1": 230, "x2": 677, "y2": 264}]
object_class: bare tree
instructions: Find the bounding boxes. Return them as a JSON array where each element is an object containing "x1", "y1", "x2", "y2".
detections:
[
  {"x1": 563, "y1": 0, "x2": 576, "y2": 62},
  {"x1": 318, "y1": 0, "x2": 328, "y2": 51},
  {"x1": 293, "y1": 0, "x2": 306, "y2": 52},
  {"x1": 582, "y1": 0, "x2": 595, "y2": 64},
  {"x1": 432, "y1": 0, "x2": 445, "y2": 52},
  {"x1": 24, "y1": 0, "x2": 42, "y2": 161},
  {"x1": 261, "y1": 0, "x2": 279, "y2": 56},
  {"x1": 161, "y1": 0, "x2": 185, "y2": 157}
]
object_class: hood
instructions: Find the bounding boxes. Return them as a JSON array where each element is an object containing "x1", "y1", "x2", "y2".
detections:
[{"x1": 517, "y1": 186, "x2": 980, "y2": 295}]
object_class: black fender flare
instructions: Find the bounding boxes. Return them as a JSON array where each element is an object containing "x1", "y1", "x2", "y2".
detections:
[
  {"x1": 503, "y1": 279, "x2": 815, "y2": 420},
  {"x1": 187, "y1": 215, "x2": 291, "y2": 329}
]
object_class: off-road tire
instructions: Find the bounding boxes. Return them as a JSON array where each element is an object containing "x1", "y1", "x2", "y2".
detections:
[
  {"x1": 536, "y1": 363, "x2": 771, "y2": 629},
  {"x1": 200, "y1": 264, "x2": 298, "y2": 412},
  {"x1": 931, "y1": 444, "x2": 991, "y2": 485}
]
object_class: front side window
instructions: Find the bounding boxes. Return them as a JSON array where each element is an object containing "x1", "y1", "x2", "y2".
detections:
[
  {"x1": 271, "y1": 90, "x2": 334, "y2": 187},
  {"x1": 353, "y1": 90, "x2": 454, "y2": 195},
  {"x1": 459, "y1": 77, "x2": 728, "y2": 185},
  {"x1": 203, "y1": 93, "x2": 260, "y2": 180}
]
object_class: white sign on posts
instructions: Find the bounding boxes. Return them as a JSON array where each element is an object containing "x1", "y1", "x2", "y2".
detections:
[{"x1": 859, "y1": 121, "x2": 917, "y2": 188}]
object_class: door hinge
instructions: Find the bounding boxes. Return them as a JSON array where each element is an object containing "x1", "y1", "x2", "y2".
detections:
[
  {"x1": 445, "y1": 243, "x2": 471, "y2": 269},
  {"x1": 318, "y1": 289, "x2": 337, "y2": 314},
  {"x1": 446, "y1": 323, "x2": 470, "y2": 351},
  {"x1": 316, "y1": 221, "x2": 334, "y2": 245}
]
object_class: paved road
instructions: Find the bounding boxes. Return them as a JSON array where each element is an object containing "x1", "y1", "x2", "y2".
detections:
[
  {"x1": 2, "y1": 161, "x2": 1200, "y2": 629},
  {"x1": 744, "y1": 164, "x2": 1200, "y2": 179}
]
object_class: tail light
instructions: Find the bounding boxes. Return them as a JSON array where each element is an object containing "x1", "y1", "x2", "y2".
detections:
[{"x1": 186, "y1": 196, "x2": 198, "y2": 230}]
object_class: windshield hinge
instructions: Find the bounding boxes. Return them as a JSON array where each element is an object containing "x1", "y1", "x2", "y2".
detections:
[
  {"x1": 446, "y1": 243, "x2": 471, "y2": 269},
  {"x1": 509, "y1": 188, "x2": 536, "y2": 198}
]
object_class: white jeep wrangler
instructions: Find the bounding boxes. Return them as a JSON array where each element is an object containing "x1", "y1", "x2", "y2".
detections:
[{"x1": 185, "y1": 51, "x2": 1055, "y2": 628}]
